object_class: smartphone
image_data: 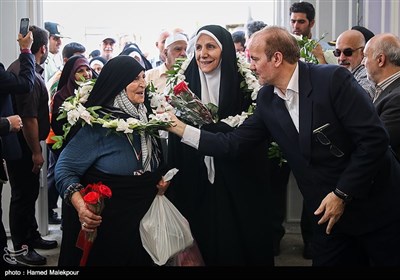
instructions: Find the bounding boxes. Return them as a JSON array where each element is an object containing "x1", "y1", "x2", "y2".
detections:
[{"x1": 19, "y1": 18, "x2": 30, "y2": 37}]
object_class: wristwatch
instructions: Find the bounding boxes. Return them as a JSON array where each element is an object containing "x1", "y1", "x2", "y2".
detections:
[{"x1": 333, "y1": 188, "x2": 353, "y2": 204}]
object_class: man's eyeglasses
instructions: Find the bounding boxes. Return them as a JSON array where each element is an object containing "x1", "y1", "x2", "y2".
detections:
[
  {"x1": 313, "y1": 123, "x2": 344, "y2": 158},
  {"x1": 333, "y1": 47, "x2": 363, "y2": 57}
]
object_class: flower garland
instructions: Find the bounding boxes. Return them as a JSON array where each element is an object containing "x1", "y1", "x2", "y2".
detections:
[
  {"x1": 154, "y1": 53, "x2": 261, "y2": 128},
  {"x1": 236, "y1": 52, "x2": 261, "y2": 102},
  {"x1": 150, "y1": 53, "x2": 286, "y2": 165},
  {"x1": 166, "y1": 53, "x2": 260, "y2": 103},
  {"x1": 51, "y1": 80, "x2": 172, "y2": 150}
]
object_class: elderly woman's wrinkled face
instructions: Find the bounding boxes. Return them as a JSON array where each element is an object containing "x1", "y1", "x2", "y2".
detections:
[
  {"x1": 74, "y1": 66, "x2": 92, "y2": 82},
  {"x1": 125, "y1": 71, "x2": 146, "y2": 104},
  {"x1": 195, "y1": 34, "x2": 222, "y2": 73}
]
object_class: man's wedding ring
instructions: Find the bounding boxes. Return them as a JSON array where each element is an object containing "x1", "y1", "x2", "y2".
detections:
[{"x1": 82, "y1": 222, "x2": 87, "y2": 228}]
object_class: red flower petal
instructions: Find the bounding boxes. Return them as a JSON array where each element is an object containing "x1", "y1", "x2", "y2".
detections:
[
  {"x1": 83, "y1": 191, "x2": 100, "y2": 204},
  {"x1": 173, "y1": 81, "x2": 189, "y2": 95}
]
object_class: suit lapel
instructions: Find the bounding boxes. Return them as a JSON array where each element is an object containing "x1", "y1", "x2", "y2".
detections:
[
  {"x1": 272, "y1": 92, "x2": 299, "y2": 141},
  {"x1": 375, "y1": 76, "x2": 400, "y2": 103},
  {"x1": 298, "y1": 62, "x2": 313, "y2": 162}
]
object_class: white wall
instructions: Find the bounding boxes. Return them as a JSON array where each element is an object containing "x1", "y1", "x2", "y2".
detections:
[{"x1": 0, "y1": 0, "x2": 43, "y2": 68}]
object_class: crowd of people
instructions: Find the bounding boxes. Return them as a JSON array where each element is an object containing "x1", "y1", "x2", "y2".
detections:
[{"x1": 1, "y1": 0, "x2": 400, "y2": 269}]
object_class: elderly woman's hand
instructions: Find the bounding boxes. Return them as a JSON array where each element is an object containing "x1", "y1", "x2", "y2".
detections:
[
  {"x1": 156, "y1": 177, "x2": 170, "y2": 195},
  {"x1": 71, "y1": 191, "x2": 102, "y2": 232}
]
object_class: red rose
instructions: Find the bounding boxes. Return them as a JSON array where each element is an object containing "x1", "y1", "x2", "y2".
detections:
[
  {"x1": 77, "y1": 181, "x2": 112, "y2": 266},
  {"x1": 81, "y1": 184, "x2": 93, "y2": 194},
  {"x1": 98, "y1": 183, "x2": 112, "y2": 198},
  {"x1": 173, "y1": 81, "x2": 189, "y2": 95},
  {"x1": 83, "y1": 191, "x2": 100, "y2": 205},
  {"x1": 90, "y1": 183, "x2": 99, "y2": 192}
]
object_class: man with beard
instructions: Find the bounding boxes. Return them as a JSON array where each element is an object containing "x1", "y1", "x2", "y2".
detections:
[
  {"x1": 290, "y1": 1, "x2": 335, "y2": 65},
  {"x1": 7, "y1": 25, "x2": 56, "y2": 266},
  {"x1": 335, "y1": 28, "x2": 375, "y2": 99}
]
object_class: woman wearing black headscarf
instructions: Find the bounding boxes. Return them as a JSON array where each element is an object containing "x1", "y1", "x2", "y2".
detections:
[
  {"x1": 51, "y1": 55, "x2": 95, "y2": 142},
  {"x1": 119, "y1": 43, "x2": 153, "y2": 71},
  {"x1": 167, "y1": 25, "x2": 273, "y2": 265},
  {"x1": 55, "y1": 55, "x2": 168, "y2": 266},
  {"x1": 47, "y1": 55, "x2": 96, "y2": 226}
]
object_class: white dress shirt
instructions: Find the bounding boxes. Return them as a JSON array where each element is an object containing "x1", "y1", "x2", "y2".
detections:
[
  {"x1": 182, "y1": 63, "x2": 301, "y2": 146},
  {"x1": 145, "y1": 63, "x2": 169, "y2": 93}
]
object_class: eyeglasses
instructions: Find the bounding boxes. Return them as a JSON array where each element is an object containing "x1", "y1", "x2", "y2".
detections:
[
  {"x1": 333, "y1": 47, "x2": 363, "y2": 57},
  {"x1": 313, "y1": 124, "x2": 344, "y2": 158}
]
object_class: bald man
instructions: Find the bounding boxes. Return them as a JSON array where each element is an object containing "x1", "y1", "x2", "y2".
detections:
[
  {"x1": 364, "y1": 33, "x2": 400, "y2": 158},
  {"x1": 335, "y1": 29, "x2": 375, "y2": 98}
]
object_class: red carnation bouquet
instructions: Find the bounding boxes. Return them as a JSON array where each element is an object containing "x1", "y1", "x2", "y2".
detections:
[
  {"x1": 169, "y1": 81, "x2": 218, "y2": 126},
  {"x1": 76, "y1": 182, "x2": 112, "y2": 266}
]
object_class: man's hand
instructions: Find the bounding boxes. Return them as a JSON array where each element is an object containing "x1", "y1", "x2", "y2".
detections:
[
  {"x1": 312, "y1": 43, "x2": 328, "y2": 64},
  {"x1": 17, "y1": 31, "x2": 33, "y2": 50},
  {"x1": 166, "y1": 112, "x2": 187, "y2": 138},
  {"x1": 314, "y1": 191, "x2": 345, "y2": 234},
  {"x1": 7, "y1": 115, "x2": 23, "y2": 132}
]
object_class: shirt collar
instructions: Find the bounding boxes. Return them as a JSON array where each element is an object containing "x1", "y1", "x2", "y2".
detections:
[
  {"x1": 288, "y1": 63, "x2": 299, "y2": 93},
  {"x1": 377, "y1": 70, "x2": 400, "y2": 92},
  {"x1": 158, "y1": 63, "x2": 168, "y2": 77},
  {"x1": 274, "y1": 63, "x2": 299, "y2": 100}
]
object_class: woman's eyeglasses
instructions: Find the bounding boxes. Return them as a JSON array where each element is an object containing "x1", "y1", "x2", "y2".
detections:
[
  {"x1": 333, "y1": 47, "x2": 363, "y2": 57},
  {"x1": 313, "y1": 123, "x2": 344, "y2": 158}
]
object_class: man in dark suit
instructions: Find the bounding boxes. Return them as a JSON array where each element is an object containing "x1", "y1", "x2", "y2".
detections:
[
  {"x1": 0, "y1": 32, "x2": 35, "y2": 267},
  {"x1": 364, "y1": 33, "x2": 400, "y2": 158},
  {"x1": 0, "y1": 30, "x2": 35, "y2": 267},
  {"x1": 167, "y1": 26, "x2": 400, "y2": 266},
  {"x1": 7, "y1": 25, "x2": 56, "y2": 266}
]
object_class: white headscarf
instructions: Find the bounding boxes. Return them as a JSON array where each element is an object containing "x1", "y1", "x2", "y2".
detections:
[{"x1": 195, "y1": 30, "x2": 224, "y2": 184}]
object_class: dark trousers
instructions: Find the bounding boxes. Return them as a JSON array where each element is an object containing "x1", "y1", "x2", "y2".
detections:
[
  {"x1": 313, "y1": 218, "x2": 400, "y2": 266},
  {"x1": 270, "y1": 162, "x2": 313, "y2": 245},
  {"x1": 47, "y1": 147, "x2": 60, "y2": 213},
  {"x1": 270, "y1": 161, "x2": 290, "y2": 243},
  {"x1": 7, "y1": 151, "x2": 41, "y2": 250},
  {"x1": 300, "y1": 201, "x2": 314, "y2": 245},
  {"x1": 0, "y1": 184, "x2": 8, "y2": 266}
]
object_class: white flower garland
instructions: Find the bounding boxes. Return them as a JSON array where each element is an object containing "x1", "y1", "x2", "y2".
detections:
[
  {"x1": 235, "y1": 52, "x2": 261, "y2": 102},
  {"x1": 153, "y1": 53, "x2": 261, "y2": 128},
  {"x1": 52, "y1": 80, "x2": 172, "y2": 149}
]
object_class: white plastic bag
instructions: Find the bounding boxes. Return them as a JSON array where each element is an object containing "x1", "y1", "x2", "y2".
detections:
[{"x1": 140, "y1": 195, "x2": 194, "y2": 266}]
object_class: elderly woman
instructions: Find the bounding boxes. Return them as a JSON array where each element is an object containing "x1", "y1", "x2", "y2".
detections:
[
  {"x1": 55, "y1": 55, "x2": 169, "y2": 266},
  {"x1": 166, "y1": 25, "x2": 273, "y2": 266}
]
